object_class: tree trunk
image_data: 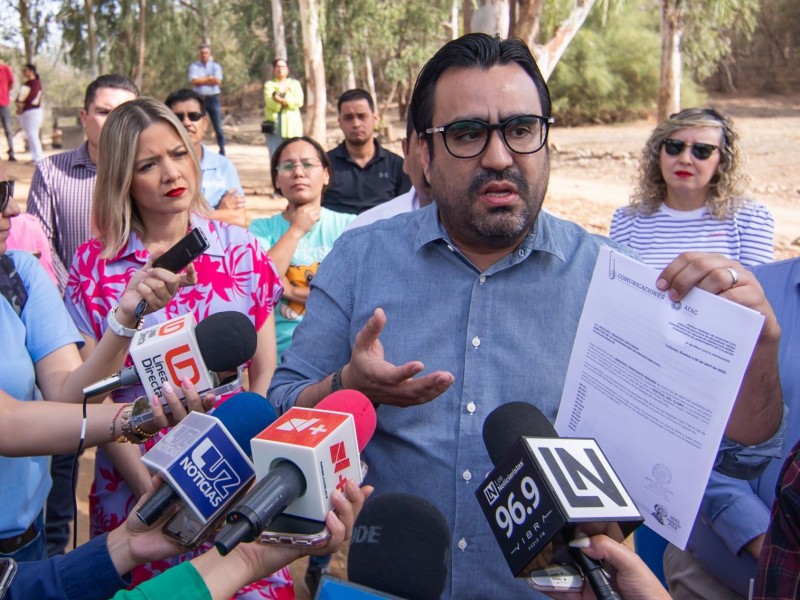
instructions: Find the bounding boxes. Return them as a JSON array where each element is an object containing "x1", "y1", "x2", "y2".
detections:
[
  {"x1": 471, "y1": 0, "x2": 510, "y2": 37},
  {"x1": 364, "y1": 48, "x2": 377, "y2": 109},
  {"x1": 85, "y1": 0, "x2": 98, "y2": 77},
  {"x1": 271, "y1": 0, "x2": 287, "y2": 60},
  {"x1": 658, "y1": 0, "x2": 683, "y2": 122},
  {"x1": 462, "y1": 0, "x2": 474, "y2": 34},
  {"x1": 531, "y1": 0, "x2": 597, "y2": 81},
  {"x1": 298, "y1": 0, "x2": 327, "y2": 144},
  {"x1": 511, "y1": 0, "x2": 542, "y2": 43},
  {"x1": 343, "y1": 42, "x2": 357, "y2": 91},
  {"x1": 133, "y1": 0, "x2": 146, "y2": 90}
]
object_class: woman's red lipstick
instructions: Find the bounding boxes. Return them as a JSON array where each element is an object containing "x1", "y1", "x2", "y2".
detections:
[{"x1": 166, "y1": 187, "x2": 186, "y2": 197}]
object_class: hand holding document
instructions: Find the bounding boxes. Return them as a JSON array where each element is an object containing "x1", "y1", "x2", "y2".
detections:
[{"x1": 554, "y1": 247, "x2": 765, "y2": 548}]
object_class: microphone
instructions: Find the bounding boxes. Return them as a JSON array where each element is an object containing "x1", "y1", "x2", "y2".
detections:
[
  {"x1": 476, "y1": 402, "x2": 643, "y2": 599},
  {"x1": 338, "y1": 493, "x2": 451, "y2": 600},
  {"x1": 135, "y1": 392, "x2": 275, "y2": 531},
  {"x1": 214, "y1": 390, "x2": 377, "y2": 555},
  {"x1": 83, "y1": 310, "x2": 257, "y2": 401}
]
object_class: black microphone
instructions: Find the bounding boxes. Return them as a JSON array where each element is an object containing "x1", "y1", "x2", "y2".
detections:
[
  {"x1": 135, "y1": 392, "x2": 276, "y2": 529},
  {"x1": 215, "y1": 390, "x2": 377, "y2": 555},
  {"x1": 476, "y1": 402, "x2": 643, "y2": 600},
  {"x1": 343, "y1": 493, "x2": 451, "y2": 600}
]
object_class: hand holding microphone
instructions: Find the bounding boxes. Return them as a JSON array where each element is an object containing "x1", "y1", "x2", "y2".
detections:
[
  {"x1": 477, "y1": 402, "x2": 643, "y2": 600},
  {"x1": 215, "y1": 390, "x2": 377, "y2": 555}
]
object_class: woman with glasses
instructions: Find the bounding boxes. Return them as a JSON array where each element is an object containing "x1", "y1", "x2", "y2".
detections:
[
  {"x1": 63, "y1": 98, "x2": 290, "y2": 597},
  {"x1": 250, "y1": 136, "x2": 354, "y2": 361},
  {"x1": 610, "y1": 107, "x2": 773, "y2": 269}
]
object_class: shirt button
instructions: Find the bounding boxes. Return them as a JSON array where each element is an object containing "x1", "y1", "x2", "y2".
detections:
[
  {"x1": 472, "y1": 336, "x2": 480, "y2": 348},
  {"x1": 462, "y1": 469, "x2": 472, "y2": 481},
  {"x1": 466, "y1": 402, "x2": 476, "y2": 414},
  {"x1": 518, "y1": 249, "x2": 525, "y2": 257},
  {"x1": 458, "y1": 538, "x2": 468, "y2": 551},
  {"x1": 479, "y1": 275, "x2": 486, "y2": 284}
]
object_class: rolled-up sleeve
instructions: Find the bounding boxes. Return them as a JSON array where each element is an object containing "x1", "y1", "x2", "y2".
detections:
[{"x1": 714, "y1": 404, "x2": 787, "y2": 480}]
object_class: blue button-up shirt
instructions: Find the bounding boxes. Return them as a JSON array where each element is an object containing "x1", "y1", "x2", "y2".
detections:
[
  {"x1": 188, "y1": 59, "x2": 222, "y2": 97},
  {"x1": 685, "y1": 257, "x2": 799, "y2": 595},
  {"x1": 269, "y1": 205, "x2": 783, "y2": 599}
]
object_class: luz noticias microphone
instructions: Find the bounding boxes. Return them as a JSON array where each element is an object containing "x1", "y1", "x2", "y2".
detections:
[
  {"x1": 215, "y1": 390, "x2": 377, "y2": 555},
  {"x1": 135, "y1": 392, "x2": 276, "y2": 537},
  {"x1": 476, "y1": 402, "x2": 643, "y2": 600},
  {"x1": 82, "y1": 310, "x2": 257, "y2": 401}
]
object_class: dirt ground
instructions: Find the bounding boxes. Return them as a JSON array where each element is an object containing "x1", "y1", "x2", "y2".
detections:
[{"x1": 6, "y1": 92, "x2": 797, "y2": 599}]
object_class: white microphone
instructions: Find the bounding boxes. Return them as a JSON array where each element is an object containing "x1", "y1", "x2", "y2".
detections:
[
  {"x1": 136, "y1": 392, "x2": 276, "y2": 533},
  {"x1": 83, "y1": 311, "x2": 256, "y2": 402},
  {"x1": 214, "y1": 390, "x2": 377, "y2": 555}
]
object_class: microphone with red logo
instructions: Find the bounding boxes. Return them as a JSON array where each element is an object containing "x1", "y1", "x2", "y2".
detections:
[
  {"x1": 82, "y1": 310, "x2": 256, "y2": 402},
  {"x1": 476, "y1": 402, "x2": 643, "y2": 600},
  {"x1": 214, "y1": 390, "x2": 377, "y2": 555},
  {"x1": 134, "y1": 392, "x2": 276, "y2": 533}
]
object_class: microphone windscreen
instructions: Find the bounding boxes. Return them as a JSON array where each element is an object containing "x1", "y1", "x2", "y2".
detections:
[
  {"x1": 317, "y1": 390, "x2": 377, "y2": 452},
  {"x1": 210, "y1": 392, "x2": 276, "y2": 456},
  {"x1": 195, "y1": 311, "x2": 258, "y2": 372},
  {"x1": 348, "y1": 493, "x2": 450, "y2": 600},
  {"x1": 482, "y1": 402, "x2": 557, "y2": 465}
]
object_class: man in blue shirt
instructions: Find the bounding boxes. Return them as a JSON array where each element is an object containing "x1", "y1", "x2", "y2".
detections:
[
  {"x1": 664, "y1": 256, "x2": 799, "y2": 599},
  {"x1": 188, "y1": 44, "x2": 225, "y2": 156},
  {"x1": 269, "y1": 34, "x2": 783, "y2": 599},
  {"x1": 165, "y1": 88, "x2": 245, "y2": 226}
]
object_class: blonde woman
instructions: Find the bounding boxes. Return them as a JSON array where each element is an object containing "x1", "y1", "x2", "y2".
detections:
[
  {"x1": 610, "y1": 108, "x2": 773, "y2": 269},
  {"x1": 64, "y1": 98, "x2": 289, "y2": 596}
]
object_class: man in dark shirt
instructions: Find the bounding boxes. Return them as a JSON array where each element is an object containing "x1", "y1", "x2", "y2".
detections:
[{"x1": 322, "y1": 89, "x2": 410, "y2": 215}]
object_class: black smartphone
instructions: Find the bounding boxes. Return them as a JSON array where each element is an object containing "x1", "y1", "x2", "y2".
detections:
[
  {"x1": 153, "y1": 228, "x2": 210, "y2": 273},
  {"x1": 0, "y1": 558, "x2": 17, "y2": 598},
  {"x1": 135, "y1": 229, "x2": 210, "y2": 317}
]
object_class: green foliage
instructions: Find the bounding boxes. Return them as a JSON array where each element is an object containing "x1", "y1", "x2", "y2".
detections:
[{"x1": 549, "y1": 2, "x2": 662, "y2": 123}]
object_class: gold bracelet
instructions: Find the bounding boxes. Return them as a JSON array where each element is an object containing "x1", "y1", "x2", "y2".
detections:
[
  {"x1": 117, "y1": 403, "x2": 158, "y2": 444},
  {"x1": 110, "y1": 404, "x2": 128, "y2": 443}
]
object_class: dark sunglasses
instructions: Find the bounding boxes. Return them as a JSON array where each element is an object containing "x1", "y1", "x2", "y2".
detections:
[
  {"x1": 0, "y1": 179, "x2": 14, "y2": 213},
  {"x1": 174, "y1": 111, "x2": 205, "y2": 122},
  {"x1": 662, "y1": 139, "x2": 719, "y2": 160}
]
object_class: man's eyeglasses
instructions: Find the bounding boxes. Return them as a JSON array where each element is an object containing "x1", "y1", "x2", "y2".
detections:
[
  {"x1": 661, "y1": 139, "x2": 719, "y2": 160},
  {"x1": 425, "y1": 114, "x2": 554, "y2": 159},
  {"x1": 174, "y1": 111, "x2": 205, "y2": 122},
  {"x1": 277, "y1": 160, "x2": 322, "y2": 173},
  {"x1": 0, "y1": 179, "x2": 14, "y2": 213}
]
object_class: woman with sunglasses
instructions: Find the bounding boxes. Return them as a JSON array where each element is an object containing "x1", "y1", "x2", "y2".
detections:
[
  {"x1": 250, "y1": 136, "x2": 354, "y2": 361},
  {"x1": 610, "y1": 107, "x2": 774, "y2": 269},
  {"x1": 63, "y1": 98, "x2": 290, "y2": 597}
]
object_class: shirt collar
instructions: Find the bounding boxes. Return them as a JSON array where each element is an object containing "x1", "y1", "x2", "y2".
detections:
[
  {"x1": 69, "y1": 142, "x2": 96, "y2": 170},
  {"x1": 414, "y1": 204, "x2": 567, "y2": 267},
  {"x1": 108, "y1": 214, "x2": 225, "y2": 264}
]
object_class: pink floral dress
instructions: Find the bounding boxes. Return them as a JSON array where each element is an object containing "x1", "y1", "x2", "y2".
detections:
[{"x1": 65, "y1": 215, "x2": 294, "y2": 599}]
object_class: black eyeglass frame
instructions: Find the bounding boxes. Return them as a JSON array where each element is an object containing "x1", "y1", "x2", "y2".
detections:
[
  {"x1": 661, "y1": 139, "x2": 719, "y2": 161},
  {"x1": 173, "y1": 111, "x2": 205, "y2": 123},
  {"x1": 425, "y1": 114, "x2": 555, "y2": 159},
  {"x1": 0, "y1": 179, "x2": 14, "y2": 214}
]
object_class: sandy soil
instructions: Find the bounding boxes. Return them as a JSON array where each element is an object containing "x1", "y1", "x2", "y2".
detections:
[{"x1": 8, "y1": 93, "x2": 796, "y2": 599}]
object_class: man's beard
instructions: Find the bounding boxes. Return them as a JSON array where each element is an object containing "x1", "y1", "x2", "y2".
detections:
[{"x1": 432, "y1": 158, "x2": 549, "y2": 251}]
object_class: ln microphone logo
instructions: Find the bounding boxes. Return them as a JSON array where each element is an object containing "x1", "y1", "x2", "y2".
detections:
[
  {"x1": 483, "y1": 481, "x2": 500, "y2": 506},
  {"x1": 528, "y1": 438, "x2": 640, "y2": 521}
]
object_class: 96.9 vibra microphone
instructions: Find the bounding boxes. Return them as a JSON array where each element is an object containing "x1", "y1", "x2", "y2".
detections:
[
  {"x1": 83, "y1": 310, "x2": 257, "y2": 401},
  {"x1": 214, "y1": 390, "x2": 377, "y2": 555},
  {"x1": 135, "y1": 392, "x2": 276, "y2": 534},
  {"x1": 476, "y1": 402, "x2": 643, "y2": 600}
]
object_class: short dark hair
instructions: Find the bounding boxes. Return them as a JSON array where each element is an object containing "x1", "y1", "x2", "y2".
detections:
[
  {"x1": 273, "y1": 58, "x2": 288, "y2": 68},
  {"x1": 164, "y1": 88, "x2": 206, "y2": 114},
  {"x1": 270, "y1": 136, "x2": 333, "y2": 195},
  {"x1": 84, "y1": 74, "x2": 139, "y2": 111},
  {"x1": 337, "y1": 89, "x2": 375, "y2": 114},
  {"x1": 410, "y1": 34, "x2": 551, "y2": 141},
  {"x1": 23, "y1": 63, "x2": 38, "y2": 79}
]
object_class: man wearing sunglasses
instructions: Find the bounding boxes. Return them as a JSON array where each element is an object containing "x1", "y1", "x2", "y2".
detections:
[
  {"x1": 269, "y1": 34, "x2": 783, "y2": 599},
  {"x1": 165, "y1": 88, "x2": 245, "y2": 226}
]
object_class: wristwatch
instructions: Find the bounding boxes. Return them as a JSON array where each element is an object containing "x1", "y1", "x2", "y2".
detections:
[{"x1": 107, "y1": 306, "x2": 144, "y2": 338}]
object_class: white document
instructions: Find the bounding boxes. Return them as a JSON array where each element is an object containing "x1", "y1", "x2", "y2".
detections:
[{"x1": 554, "y1": 247, "x2": 765, "y2": 549}]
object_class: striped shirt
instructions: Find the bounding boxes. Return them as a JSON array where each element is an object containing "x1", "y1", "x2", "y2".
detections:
[
  {"x1": 610, "y1": 201, "x2": 774, "y2": 270},
  {"x1": 26, "y1": 142, "x2": 97, "y2": 292}
]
